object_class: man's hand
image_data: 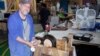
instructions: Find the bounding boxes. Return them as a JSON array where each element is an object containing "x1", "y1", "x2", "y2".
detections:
[
  {"x1": 31, "y1": 39, "x2": 41, "y2": 47},
  {"x1": 31, "y1": 39, "x2": 38, "y2": 47}
]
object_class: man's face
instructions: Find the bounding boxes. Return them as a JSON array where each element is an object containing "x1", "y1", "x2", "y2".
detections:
[{"x1": 19, "y1": 3, "x2": 31, "y2": 16}]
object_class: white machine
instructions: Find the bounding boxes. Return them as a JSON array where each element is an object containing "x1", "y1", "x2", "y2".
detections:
[{"x1": 75, "y1": 7, "x2": 96, "y2": 29}]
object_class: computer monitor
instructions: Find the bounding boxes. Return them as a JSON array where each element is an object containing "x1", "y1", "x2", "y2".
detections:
[
  {"x1": 4, "y1": 13, "x2": 11, "y2": 19},
  {"x1": 0, "y1": 12, "x2": 11, "y2": 20},
  {"x1": 0, "y1": 13, "x2": 4, "y2": 20}
]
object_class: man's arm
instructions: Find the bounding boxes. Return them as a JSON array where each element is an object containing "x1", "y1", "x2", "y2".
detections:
[
  {"x1": 16, "y1": 36, "x2": 34, "y2": 48},
  {"x1": 17, "y1": 37, "x2": 36, "y2": 52}
]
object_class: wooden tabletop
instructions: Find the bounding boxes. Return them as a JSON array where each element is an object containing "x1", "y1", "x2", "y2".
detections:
[{"x1": 35, "y1": 29, "x2": 100, "y2": 46}]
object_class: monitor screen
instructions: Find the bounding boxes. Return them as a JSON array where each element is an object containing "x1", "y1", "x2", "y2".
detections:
[{"x1": 0, "y1": 1, "x2": 5, "y2": 10}]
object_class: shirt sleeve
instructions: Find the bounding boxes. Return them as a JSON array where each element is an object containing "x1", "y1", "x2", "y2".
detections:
[
  {"x1": 29, "y1": 15, "x2": 35, "y2": 40},
  {"x1": 8, "y1": 16, "x2": 21, "y2": 41}
]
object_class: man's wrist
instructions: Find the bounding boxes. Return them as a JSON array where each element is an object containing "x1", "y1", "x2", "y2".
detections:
[{"x1": 26, "y1": 41, "x2": 33, "y2": 47}]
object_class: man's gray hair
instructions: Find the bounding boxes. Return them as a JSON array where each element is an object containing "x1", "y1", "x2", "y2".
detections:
[{"x1": 19, "y1": 0, "x2": 31, "y2": 4}]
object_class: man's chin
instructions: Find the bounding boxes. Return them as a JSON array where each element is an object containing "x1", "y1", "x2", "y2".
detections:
[
  {"x1": 24, "y1": 14, "x2": 28, "y2": 16},
  {"x1": 23, "y1": 12, "x2": 29, "y2": 16}
]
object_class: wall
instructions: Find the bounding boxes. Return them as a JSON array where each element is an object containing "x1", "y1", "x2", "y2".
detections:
[
  {"x1": 60, "y1": 0, "x2": 68, "y2": 12},
  {"x1": 97, "y1": 0, "x2": 100, "y2": 4}
]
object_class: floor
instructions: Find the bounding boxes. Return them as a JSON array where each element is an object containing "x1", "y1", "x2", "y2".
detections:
[{"x1": 74, "y1": 44, "x2": 100, "y2": 56}]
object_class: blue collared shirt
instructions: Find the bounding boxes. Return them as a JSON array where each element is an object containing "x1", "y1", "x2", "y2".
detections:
[{"x1": 8, "y1": 11, "x2": 35, "y2": 56}]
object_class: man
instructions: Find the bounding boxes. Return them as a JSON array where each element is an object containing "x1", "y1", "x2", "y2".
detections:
[
  {"x1": 8, "y1": 0, "x2": 35, "y2": 56},
  {"x1": 39, "y1": 3, "x2": 50, "y2": 31}
]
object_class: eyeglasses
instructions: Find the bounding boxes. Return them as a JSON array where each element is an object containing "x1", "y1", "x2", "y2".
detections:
[{"x1": 22, "y1": 4, "x2": 31, "y2": 9}]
